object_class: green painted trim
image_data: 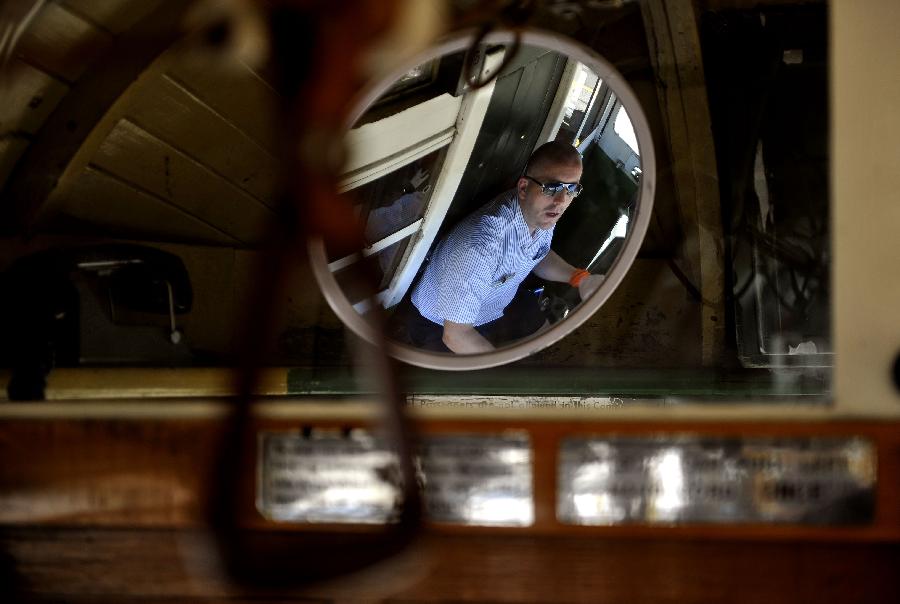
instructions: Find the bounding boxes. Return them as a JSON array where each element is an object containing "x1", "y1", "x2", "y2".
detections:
[{"x1": 286, "y1": 366, "x2": 830, "y2": 400}]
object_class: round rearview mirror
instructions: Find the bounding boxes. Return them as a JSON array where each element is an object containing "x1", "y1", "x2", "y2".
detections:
[{"x1": 310, "y1": 29, "x2": 656, "y2": 370}]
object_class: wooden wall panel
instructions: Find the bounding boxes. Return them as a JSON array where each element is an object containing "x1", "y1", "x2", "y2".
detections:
[
  {"x1": 126, "y1": 75, "x2": 280, "y2": 206},
  {"x1": 155, "y1": 244, "x2": 240, "y2": 356},
  {"x1": 92, "y1": 119, "x2": 275, "y2": 245},
  {"x1": 0, "y1": 59, "x2": 69, "y2": 136},
  {"x1": 0, "y1": 416, "x2": 898, "y2": 602},
  {"x1": 0, "y1": 419, "x2": 219, "y2": 526},
  {"x1": 0, "y1": 234, "x2": 330, "y2": 364},
  {"x1": 640, "y1": 0, "x2": 726, "y2": 365},
  {"x1": 166, "y1": 57, "x2": 281, "y2": 155},
  {"x1": 232, "y1": 248, "x2": 340, "y2": 331},
  {"x1": 15, "y1": 2, "x2": 114, "y2": 83},
  {"x1": 2, "y1": 415, "x2": 899, "y2": 540},
  {"x1": 527, "y1": 258, "x2": 702, "y2": 367},
  {"x1": 49, "y1": 166, "x2": 240, "y2": 245},
  {"x1": 1, "y1": 527, "x2": 897, "y2": 603},
  {"x1": 701, "y1": 0, "x2": 825, "y2": 9}
]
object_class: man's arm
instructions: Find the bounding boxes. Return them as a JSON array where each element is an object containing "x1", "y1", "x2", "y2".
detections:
[
  {"x1": 442, "y1": 321, "x2": 495, "y2": 353},
  {"x1": 532, "y1": 250, "x2": 605, "y2": 299},
  {"x1": 532, "y1": 249, "x2": 578, "y2": 282}
]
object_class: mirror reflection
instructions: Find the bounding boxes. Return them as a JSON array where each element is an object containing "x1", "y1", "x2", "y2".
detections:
[
  {"x1": 326, "y1": 44, "x2": 644, "y2": 355},
  {"x1": 0, "y1": 0, "x2": 834, "y2": 400}
]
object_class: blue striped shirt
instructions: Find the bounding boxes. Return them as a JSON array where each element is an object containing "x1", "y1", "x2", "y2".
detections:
[{"x1": 411, "y1": 190, "x2": 553, "y2": 326}]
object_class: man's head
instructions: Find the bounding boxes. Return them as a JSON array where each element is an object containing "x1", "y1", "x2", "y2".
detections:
[{"x1": 517, "y1": 141, "x2": 583, "y2": 232}]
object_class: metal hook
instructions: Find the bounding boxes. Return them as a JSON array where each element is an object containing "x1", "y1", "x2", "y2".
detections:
[
  {"x1": 462, "y1": 23, "x2": 522, "y2": 90},
  {"x1": 461, "y1": 0, "x2": 537, "y2": 90}
]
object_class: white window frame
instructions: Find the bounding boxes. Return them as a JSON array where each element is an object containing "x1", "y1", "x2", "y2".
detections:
[
  {"x1": 577, "y1": 92, "x2": 618, "y2": 154},
  {"x1": 535, "y1": 58, "x2": 579, "y2": 147},
  {"x1": 573, "y1": 76, "x2": 603, "y2": 143},
  {"x1": 333, "y1": 49, "x2": 505, "y2": 310}
]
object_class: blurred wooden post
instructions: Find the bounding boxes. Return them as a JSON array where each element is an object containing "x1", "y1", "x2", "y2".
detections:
[{"x1": 640, "y1": 0, "x2": 726, "y2": 365}]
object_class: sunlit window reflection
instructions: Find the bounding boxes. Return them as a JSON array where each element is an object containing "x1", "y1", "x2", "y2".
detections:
[
  {"x1": 649, "y1": 450, "x2": 685, "y2": 518},
  {"x1": 589, "y1": 214, "x2": 629, "y2": 267},
  {"x1": 613, "y1": 105, "x2": 639, "y2": 154},
  {"x1": 467, "y1": 495, "x2": 534, "y2": 525}
]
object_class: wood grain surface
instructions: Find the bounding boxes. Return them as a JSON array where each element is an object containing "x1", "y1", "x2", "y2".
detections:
[
  {"x1": 2, "y1": 415, "x2": 899, "y2": 540},
  {"x1": 2, "y1": 527, "x2": 898, "y2": 602}
]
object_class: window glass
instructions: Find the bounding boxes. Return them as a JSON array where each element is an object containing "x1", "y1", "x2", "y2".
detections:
[
  {"x1": 327, "y1": 148, "x2": 446, "y2": 262},
  {"x1": 333, "y1": 236, "x2": 412, "y2": 305},
  {"x1": 560, "y1": 65, "x2": 601, "y2": 143}
]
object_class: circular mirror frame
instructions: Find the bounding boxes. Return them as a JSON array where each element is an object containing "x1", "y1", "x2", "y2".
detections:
[{"x1": 309, "y1": 28, "x2": 656, "y2": 371}]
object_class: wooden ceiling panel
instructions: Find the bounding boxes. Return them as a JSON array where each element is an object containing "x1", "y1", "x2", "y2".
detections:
[
  {"x1": 92, "y1": 119, "x2": 276, "y2": 245},
  {"x1": 45, "y1": 165, "x2": 240, "y2": 245},
  {"x1": 0, "y1": 59, "x2": 69, "y2": 136},
  {"x1": 62, "y1": 0, "x2": 165, "y2": 35},
  {"x1": 125, "y1": 74, "x2": 280, "y2": 208},
  {"x1": 15, "y1": 2, "x2": 114, "y2": 83},
  {"x1": 166, "y1": 55, "x2": 281, "y2": 155}
]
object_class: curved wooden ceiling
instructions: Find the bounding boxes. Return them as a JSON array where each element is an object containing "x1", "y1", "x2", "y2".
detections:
[{"x1": 2, "y1": 0, "x2": 281, "y2": 248}]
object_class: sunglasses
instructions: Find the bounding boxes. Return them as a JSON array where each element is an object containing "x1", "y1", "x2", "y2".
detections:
[{"x1": 525, "y1": 175, "x2": 583, "y2": 198}]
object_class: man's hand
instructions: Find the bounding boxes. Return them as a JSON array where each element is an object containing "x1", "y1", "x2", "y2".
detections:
[
  {"x1": 533, "y1": 251, "x2": 605, "y2": 300},
  {"x1": 578, "y1": 273, "x2": 605, "y2": 300},
  {"x1": 442, "y1": 321, "x2": 495, "y2": 353}
]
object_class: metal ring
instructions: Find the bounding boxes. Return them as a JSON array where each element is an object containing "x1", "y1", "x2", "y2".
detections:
[
  {"x1": 310, "y1": 27, "x2": 657, "y2": 371},
  {"x1": 462, "y1": 22, "x2": 522, "y2": 90}
]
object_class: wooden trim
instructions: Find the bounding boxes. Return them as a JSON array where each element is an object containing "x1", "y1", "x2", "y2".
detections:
[
  {"x1": 0, "y1": 368, "x2": 290, "y2": 401},
  {"x1": 0, "y1": 414, "x2": 898, "y2": 542},
  {"x1": 338, "y1": 128, "x2": 454, "y2": 192},
  {"x1": 342, "y1": 92, "x2": 461, "y2": 174},
  {"x1": 640, "y1": 0, "x2": 726, "y2": 366},
  {"x1": 2, "y1": 526, "x2": 895, "y2": 602},
  {"x1": 0, "y1": 362, "x2": 893, "y2": 419}
]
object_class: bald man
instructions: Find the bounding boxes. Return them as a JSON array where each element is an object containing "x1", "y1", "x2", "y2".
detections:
[{"x1": 405, "y1": 141, "x2": 603, "y2": 353}]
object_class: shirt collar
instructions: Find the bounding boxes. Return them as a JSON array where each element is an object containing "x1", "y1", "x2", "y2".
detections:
[
  {"x1": 510, "y1": 192, "x2": 535, "y2": 241},
  {"x1": 509, "y1": 191, "x2": 551, "y2": 249}
]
